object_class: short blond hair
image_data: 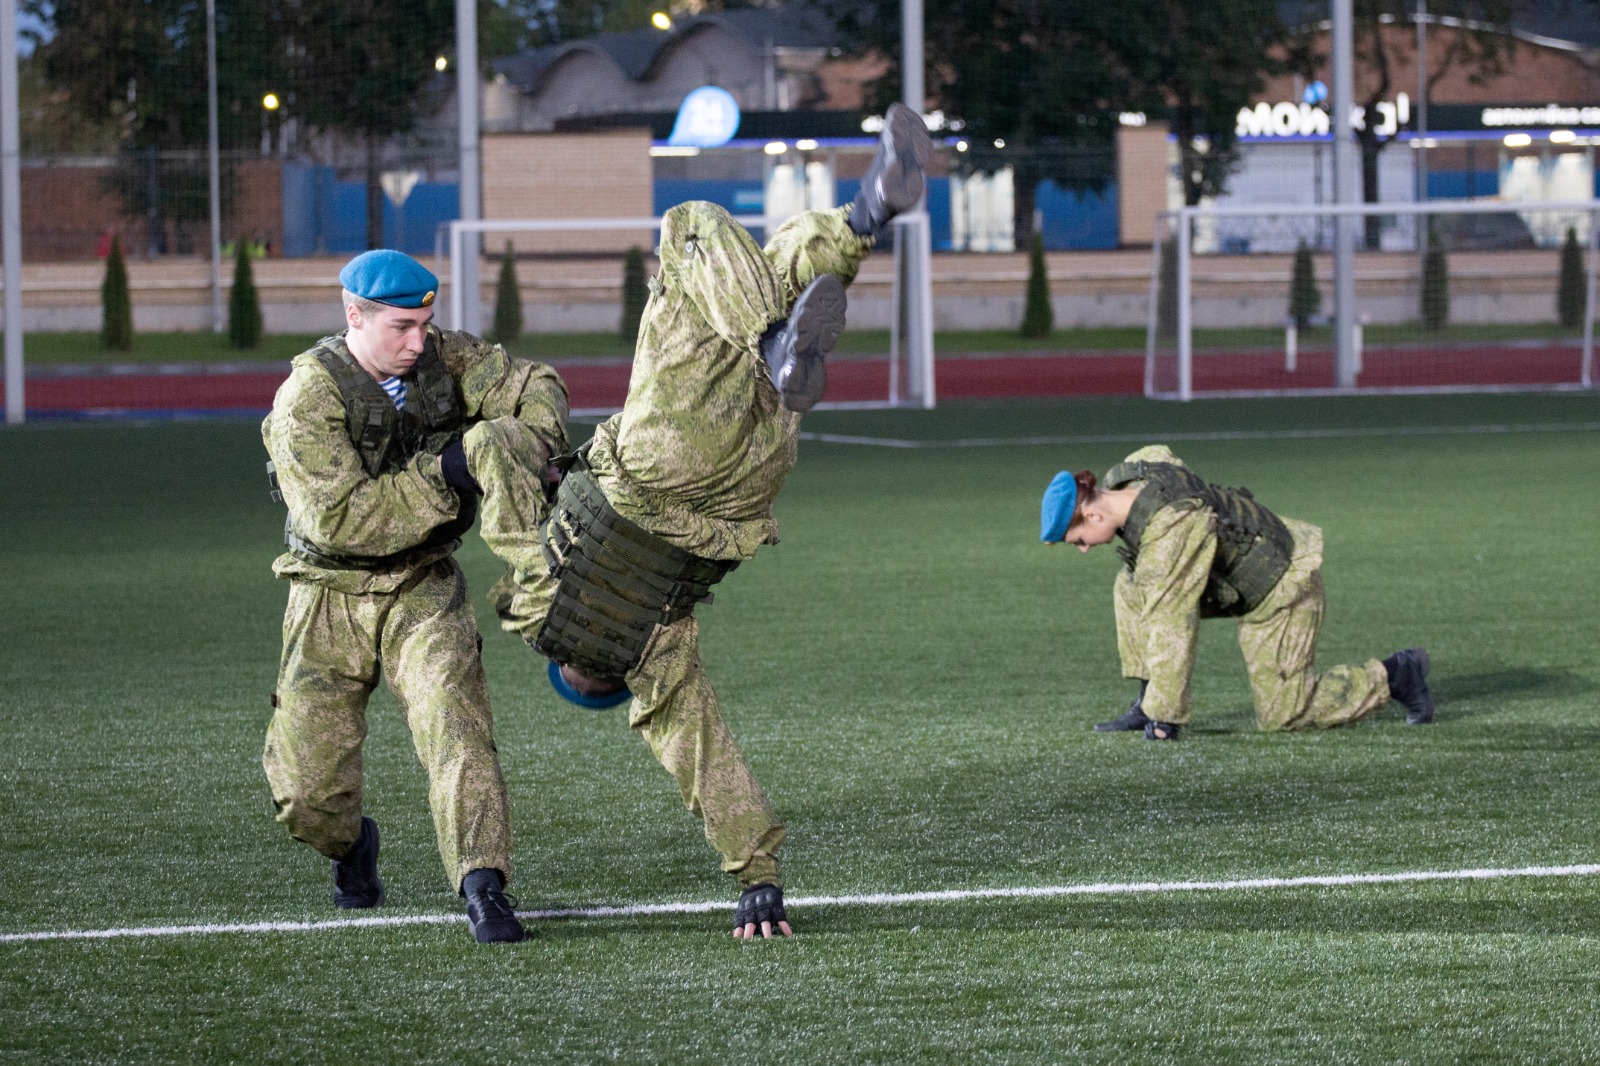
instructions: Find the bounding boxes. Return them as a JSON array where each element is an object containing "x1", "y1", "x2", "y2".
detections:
[{"x1": 341, "y1": 289, "x2": 386, "y2": 321}]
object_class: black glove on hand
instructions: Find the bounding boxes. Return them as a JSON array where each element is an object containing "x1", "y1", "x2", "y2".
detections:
[
  {"x1": 439, "y1": 440, "x2": 481, "y2": 497},
  {"x1": 733, "y1": 882, "x2": 788, "y2": 935}
]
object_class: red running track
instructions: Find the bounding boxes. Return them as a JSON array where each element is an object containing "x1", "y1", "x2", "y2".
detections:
[{"x1": 8, "y1": 344, "x2": 1588, "y2": 416}]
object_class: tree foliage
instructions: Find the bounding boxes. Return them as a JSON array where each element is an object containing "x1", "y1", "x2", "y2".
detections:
[
  {"x1": 1420, "y1": 231, "x2": 1449, "y2": 331},
  {"x1": 229, "y1": 240, "x2": 264, "y2": 349},
  {"x1": 1557, "y1": 226, "x2": 1585, "y2": 330},
  {"x1": 101, "y1": 235, "x2": 134, "y2": 352},
  {"x1": 493, "y1": 242, "x2": 523, "y2": 345},
  {"x1": 825, "y1": 0, "x2": 1285, "y2": 240},
  {"x1": 1020, "y1": 232, "x2": 1053, "y2": 337},
  {"x1": 1289, "y1": 239, "x2": 1321, "y2": 326},
  {"x1": 27, "y1": 0, "x2": 455, "y2": 248},
  {"x1": 1287, "y1": 0, "x2": 1525, "y2": 245},
  {"x1": 825, "y1": 0, "x2": 1122, "y2": 247},
  {"x1": 1113, "y1": 0, "x2": 1287, "y2": 207},
  {"x1": 620, "y1": 246, "x2": 649, "y2": 343}
]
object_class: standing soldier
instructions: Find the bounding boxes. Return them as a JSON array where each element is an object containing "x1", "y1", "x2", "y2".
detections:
[
  {"x1": 464, "y1": 104, "x2": 933, "y2": 939},
  {"x1": 1040, "y1": 444, "x2": 1436, "y2": 739},
  {"x1": 261, "y1": 250, "x2": 568, "y2": 943}
]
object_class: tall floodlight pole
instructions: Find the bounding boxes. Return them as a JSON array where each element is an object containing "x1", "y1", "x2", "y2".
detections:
[
  {"x1": 897, "y1": 0, "x2": 935, "y2": 407},
  {"x1": 2, "y1": 0, "x2": 23, "y2": 423},
  {"x1": 1332, "y1": 0, "x2": 1357, "y2": 387},
  {"x1": 456, "y1": 0, "x2": 483, "y2": 336},
  {"x1": 207, "y1": 0, "x2": 224, "y2": 333},
  {"x1": 1415, "y1": 0, "x2": 1428, "y2": 206}
]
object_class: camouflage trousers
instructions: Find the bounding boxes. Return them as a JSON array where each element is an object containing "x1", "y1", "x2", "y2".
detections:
[
  {"x1": 1115, "y1": 522, "x2": 1390, "y2": 731},
  {"x1": 263, "y1": 557, "x2": 513, "y2": 891}
]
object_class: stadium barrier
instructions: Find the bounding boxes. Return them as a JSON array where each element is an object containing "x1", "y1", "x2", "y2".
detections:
[{"x1": 1147, "y1": 199, "x2": 1599, "y2": 399}]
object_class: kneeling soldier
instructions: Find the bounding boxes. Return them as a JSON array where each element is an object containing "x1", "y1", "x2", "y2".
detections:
[
  {"x1": 1041, "y1": 444, "x2": 1436, "y2": 739},
  {"x1": 261, "y1": 250, "x2": 569, "y2": 943}
]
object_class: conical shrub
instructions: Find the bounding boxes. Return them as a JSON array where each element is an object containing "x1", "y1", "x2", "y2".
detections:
[
  {"x1": 1019, "y1": 231, "x2": 1054, "y2": 337},
  {"x1": 1155, "y1": 235, "x2": 1179, "y2": 342},
  {"x1": 100, "y1": 234, "x2": 134, "y2": 352},
  {"x1": 228, "y1": 239, "x2": 263, "y2": 349},
  {"x1": 492, "y1": 241, "x2": 522, "y2": 345},
  {"x1": 620, "y1": 246, "x2": 648, "y2": 343},
  {"x1": 1288, "y1": 239, "x2": 1321, "y2": 327},
  {"x1": 1557, "y1": 226, "x2": 1586, "y2": 329},
  {"x1": 1420, "y1": 233, "x2": 1449, "y2": 332}
]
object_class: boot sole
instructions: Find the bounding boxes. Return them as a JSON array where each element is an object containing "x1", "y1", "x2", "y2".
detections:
[
  {"x1": 877, "y1": 103, "x2": 933, "y2": 215},
  {"x1": 777, "y1": 275, "x2": 847, "y2": 411}
]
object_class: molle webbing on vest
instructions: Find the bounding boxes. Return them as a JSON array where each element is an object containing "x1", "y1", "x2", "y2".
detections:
[
  {"x1": 276, "y1": 334, "x2": 472, "y2": 570},
  {"x1": 533, "y1": 462, "x2": 738, "y2": 680},
  {"x1": 309, "y1": 335, "x2": 464, "y2": 478},
  {"x1": 1106, "y1": 460, "x2": 1294, "y2": 616}
]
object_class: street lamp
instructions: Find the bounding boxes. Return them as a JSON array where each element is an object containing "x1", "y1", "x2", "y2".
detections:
[
  {"x1": 261, "y1": 92, "x2": 280, "y2": 156},
  {"x1": 651, "y1": 12, "x2": 671, "y2": 30}
]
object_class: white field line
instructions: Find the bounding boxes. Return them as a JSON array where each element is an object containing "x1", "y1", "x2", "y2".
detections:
[
  {"x1": 4, "y1": 863, "x2": 1598, "y2": 944},
  {"x1": 797, "y1": 421, "x2": 1600, "y2": 449}
]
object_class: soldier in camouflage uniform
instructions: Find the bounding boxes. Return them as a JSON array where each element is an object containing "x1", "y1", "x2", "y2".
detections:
[
  {"x1": 1040, "y1": 445, "x2": 1436, "y2": 739},
  {"x1": 262, "y1": 250, "x2": 568, "y2": 943},
  {"x1": 467, "y1": 104, "x2": 932, "y2": 939}
]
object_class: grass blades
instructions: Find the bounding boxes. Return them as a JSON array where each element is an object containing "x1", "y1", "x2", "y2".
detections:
[{"x1": 1, "y1": 393, "x2": 1598, "y2": 1062}]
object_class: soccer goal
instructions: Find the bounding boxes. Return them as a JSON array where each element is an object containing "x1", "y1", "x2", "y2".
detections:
[
  {"x1": 1146, "y1": 199, "x2": 1600, "y2": 400},
  {"x1": 442, "y1": 215, "x2": 936, "y2": 413}
]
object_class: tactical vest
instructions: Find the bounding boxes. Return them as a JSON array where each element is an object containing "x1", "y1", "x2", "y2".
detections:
[
  {"x1": 269, "y1": 332, "x2": 473, "y2": 570},
  {"x1": 1105, "y1": 460, "x2": 1294, "y2": 616},
  {"x1": 533, "y1": 450, "x2": 738, "y2": 680}
]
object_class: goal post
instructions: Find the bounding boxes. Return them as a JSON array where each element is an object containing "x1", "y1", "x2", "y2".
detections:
[
  {"x1": 1147, "y1": 199, "x2": 1600, "y2": 400},
  {"x1": 443, "y1": 215, "x2": 937, "y2": 412}
]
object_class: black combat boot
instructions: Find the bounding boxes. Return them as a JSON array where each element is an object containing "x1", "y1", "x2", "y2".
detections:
[
  {"x1": 331, "y1": 816, "x2": 385, "y2": 909},
  {"x1": 463, "y1": 868, "x2": 526, "y2": 944},
  {"x1": 1143, "y1": 720, "x2": 1181, "y2": 741},
  {"x1": 1383, "y1": 647, "x2": 1435, "y2": 724},
  {"x1": 1095, "y1": 680, "x2": 1150, "y2": 732},
  {"x1": 849, "y1": 103, "x2": 934, "y2": 237},
  {"x1": 761, "y1": 274, "x2": 847, "y2": 412}
]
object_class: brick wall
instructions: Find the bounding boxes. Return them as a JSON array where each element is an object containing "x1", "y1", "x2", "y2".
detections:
[
  {"x1": 19, "y1": 157, "x2": 284, "y2": 263},
  {"x1": 482, "y1": 130, "x2": 654, "y2": 255}
]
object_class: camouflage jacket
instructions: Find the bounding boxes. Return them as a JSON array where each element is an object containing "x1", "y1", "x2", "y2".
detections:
[
  {"x1": 1114, "y1": 446, "x2": 1321, "y2": 723},
  {"x1": 262, "y1": 325, "x2": 569, "y2": 594}
]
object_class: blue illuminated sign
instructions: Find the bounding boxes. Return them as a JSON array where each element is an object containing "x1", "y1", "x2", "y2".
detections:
[{"x1": 668, "y1": 86, "x2": 741, "y2": 148}]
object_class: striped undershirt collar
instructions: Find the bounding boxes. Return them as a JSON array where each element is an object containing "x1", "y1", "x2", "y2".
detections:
[{"x1": 377, "y1": 375, "x2": 406, "y2": 410}]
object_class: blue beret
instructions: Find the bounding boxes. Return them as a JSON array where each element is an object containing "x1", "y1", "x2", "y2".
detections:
[
  {"x1": 1040, "y1": 470, "x2": 1078, "y2": 542},
  {"x1": 547, "y1": 660, "x2": 631, "y2": 710},
  {"x1": 339, "y1": 250, "x2": 438, "y2": 308}
]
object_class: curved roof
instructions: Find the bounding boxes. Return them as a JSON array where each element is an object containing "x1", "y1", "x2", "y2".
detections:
[{"x1": 490, "y1": 7, "x2": 836, "y2": 95}]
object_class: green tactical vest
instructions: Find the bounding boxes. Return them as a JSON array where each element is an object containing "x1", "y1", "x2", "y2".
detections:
[
  {"x1": 1105, "y1": 460, "x2": 1294, "y2": 617},
  {"x1": 533, "y1": 447, "x2": 738, "y2": 681},
  {"x1": 271, "y1": 331, "x2": 473, "y2": 570}
]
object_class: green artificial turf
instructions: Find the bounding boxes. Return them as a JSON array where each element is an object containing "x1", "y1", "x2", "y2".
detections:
[{"x1": 2, "y1": 393, "x2": 1598, "y2": 1062}]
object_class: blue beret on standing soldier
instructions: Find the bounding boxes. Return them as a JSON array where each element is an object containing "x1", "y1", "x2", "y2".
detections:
[{"x1": 261, "y1": 249, "x2": 570, "y2": 943}]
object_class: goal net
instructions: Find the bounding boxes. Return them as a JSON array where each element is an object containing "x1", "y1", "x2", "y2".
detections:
[
  {"x1": 443, "y1": 215, "x2": 936, "y2": 415},
  {"x1": 1146, "y1": 199, "x2": 1599, "y2": 399}
]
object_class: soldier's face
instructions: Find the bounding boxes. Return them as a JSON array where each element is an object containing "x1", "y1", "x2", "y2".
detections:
[
  {"x1": 1064, "y1": 508, "x2": 1118, "y2": 553},
  {"x1": 346, "y1": 302, "x2": 434, "y2": 380}
]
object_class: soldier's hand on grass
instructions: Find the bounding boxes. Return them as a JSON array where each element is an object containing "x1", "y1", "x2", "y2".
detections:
[{"x1": 732, "y1": 883, "x2": 792, "y2": 940}]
